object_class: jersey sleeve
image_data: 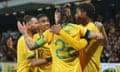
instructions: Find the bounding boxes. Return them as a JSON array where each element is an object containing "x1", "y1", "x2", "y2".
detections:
[
  {"x1": 79, "y1": 25, "x2": 92, "y2": 40},
  {"x1": 17, "y1": 37, "x2": 26, "y2": 60},
  {"x1": 35, "y1": 29, "x2": 52, "y2": 47},
  {"x1": 17, "y1": 37, "x2": 31, "y2": 67},
  {"x1": 59, "y1": 29, "x2": 88, "y2": 51},
  {"x1": 35, "y1": 38, "x2": 46, "y2": 47}
]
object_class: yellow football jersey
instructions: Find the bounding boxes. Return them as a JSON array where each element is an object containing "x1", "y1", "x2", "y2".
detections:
[
  {"x1": 36, "y1": 23, "x2": 88, "y2": 72},
  {"x1": 79, "y1": 22, "x2": 104, "y2": 72},
  {"x1": 33, "y1": 33, "x2": 52, "y2": 72},
  {"x1": 17, "y1": 36, "x2": 34, "y2": 72}
]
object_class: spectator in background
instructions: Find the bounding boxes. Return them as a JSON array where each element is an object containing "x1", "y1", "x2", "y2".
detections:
[
  {"x1": 0, "y1": 30, "x2": 20, "y2": 62},
  {"x1": 7, "y1": 37, "x2": 17, "y2": 57},
  {"x1": 101, "y1": 22, "x2": 120, "y2": 63},
  {"x1": 108, "y1": 53, "x2": 119, "y2": 63},
  {"x1": 109, "y1": 25, "x2": 115, "y2": 34},
  {"x1": 115, "y1": 12, "x2": 120, "y2": 27}
]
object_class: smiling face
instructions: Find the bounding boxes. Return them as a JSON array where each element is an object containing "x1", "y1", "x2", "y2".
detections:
[
  {"x1": 25, "y1": 17, "x2": 39, "y2": 34},
  {"x1": 30, "y1": 17, "x2": 39, "y2": 34},
  {"x1": 38, "y1": 16, "x2": 50, "y2": 31}
]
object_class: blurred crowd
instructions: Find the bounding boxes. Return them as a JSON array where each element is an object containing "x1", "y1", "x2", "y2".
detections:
[
  {"x1": 0, "y1": 12, "x2": 120, "y2": 63},
  {"x1": 101, "y1": 13, "x2": 120, "y2": 63},
  {"x1": 0, "y1": 30, "x2": 20, "y2": 62}
]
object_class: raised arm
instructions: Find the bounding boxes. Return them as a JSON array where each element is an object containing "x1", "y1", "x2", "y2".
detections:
[
  {"x1": 95, "y1": 21, "x2": 108, "y2": 44},
  {"x1": 17, "y1": 21, "x2": 46, "y2": 50}
]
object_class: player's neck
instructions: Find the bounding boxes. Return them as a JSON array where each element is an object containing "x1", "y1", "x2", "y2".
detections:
[
  {"x1": 39, "y1": 29, "x2": 44, "y2": 35},
  {"x1": 82, "y1": 18, "x2": 92, "y2": 26},
  {"x1": 27, "y1": 31, "x2": 33, "y2": 38}
]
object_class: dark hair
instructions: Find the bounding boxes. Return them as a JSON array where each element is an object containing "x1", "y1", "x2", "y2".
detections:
[
  {"x1": 23, "y1": 15, "x2": 35, "y2": 24},
  {"x1": 55, "y1": 4, "x2": 73, "y2": 24},
  {"x1": 77, "y1": 3, "x2": 95, "y2": 18},
  {"x1": 37, "y1": 14, "x2": 47, "y2": 19}
]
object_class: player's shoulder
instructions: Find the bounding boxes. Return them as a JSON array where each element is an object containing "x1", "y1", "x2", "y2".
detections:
[
  {"x1": 76, "y1": 24, "x2": 85, "y2": 29},
  {"x1": 18, "y1": 35, "x2": 24, "y2": 41},
  {"x1": 65, "y1": 23, "x2": 79, "y2": 29},
  {"x1": 86, "y1": 22, "x2": 95, "y2": 28},
  {"x1": 17, "y1": 35, "x2": 24, "y2": 44},
  {"x1": 33, "y1": 33, "x2": 40, "y2": 40},
  {"x1": 43, "y1": 29, "x2": 51, "y2": 35},
  {"x1": 34, "y1": 33, "x2": 40, "y2": 36},
  {"x1": 89, "y1": 22, "x2": 94, "y2": 25},
  {"x1": 34, "y1": 33, "x2": 40, "y2": 38}
]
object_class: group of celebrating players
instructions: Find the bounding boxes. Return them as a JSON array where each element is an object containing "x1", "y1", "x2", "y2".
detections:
[{"x1": 17, "y1": 2, "x2": 108, "y2": 72}]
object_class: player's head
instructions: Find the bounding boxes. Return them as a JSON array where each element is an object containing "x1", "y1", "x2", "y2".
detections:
[
  {"x1": 23, "y1": 15, "x2": 39, "y2": 34},
  {"x1": 75, "y1": 3, "x2": 95, "y2": 24},
  {"x1": 55, "y1": 4, "x2": 73, "y2": 24},
  {"x1": 37, "y1": 14, "x2": 50, "y2": 31}
]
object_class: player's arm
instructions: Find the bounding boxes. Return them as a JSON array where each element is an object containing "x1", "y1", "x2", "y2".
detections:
[
  {"x1": 95, "y1": 21, "x2": 108, "y2": 44},
  {"x1": 59, "y1": 30, "x2": 88, "y2": 51},
  {"x1": 51, "y1": 24, "x2": 88, "y2": 51},
  {"x1": 79, "y1": 25, "x2": 104, "y2": 40},
  {"x1": 51, "y1": 24, "x2": 103, "y2": 51},
  {"x1": 88, "y1": 31, "x2": 104, "y2": 40},
  {"x1": 59, "y1": 29, "x2": 103, "y2": 51},
  {"x1": 29, "y1": 57, "x2": 52, "y2": 67},
  {"x1": 24, "y1": 33, "x2": 46, "y2": 50},
  {"x1": 17, "y1": 21, "x2": 46, "y2": 50}
]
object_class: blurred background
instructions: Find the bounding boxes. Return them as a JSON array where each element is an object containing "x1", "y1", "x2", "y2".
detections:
[{"x1": 0, "y1": 0, "x2": 120, "y2": 71}]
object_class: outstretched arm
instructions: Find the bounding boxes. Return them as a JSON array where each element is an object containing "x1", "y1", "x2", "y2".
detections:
[
  {"x1": 51, "y1": 24, "x2": 88, "y2": 51},
  {"x1": 51, "y1": 24, "x2": 104, "y2": 51}
]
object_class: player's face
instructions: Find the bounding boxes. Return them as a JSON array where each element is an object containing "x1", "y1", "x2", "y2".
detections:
[
  {"x1": 55, "y1": 11, "x2": 61, "y2": 24},
  {"x1": 75, "y1": 8, "x2": 86, "y2": 24},
  {"x1": 38, "y1": 16, "x2": 50, "y2": 31},
  {"x1": 30, "y1": 18, "x2": 39, "y2": 34}
]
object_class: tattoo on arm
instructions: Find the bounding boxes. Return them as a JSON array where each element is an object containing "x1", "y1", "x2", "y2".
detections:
[{"x1": 24, "y1": 33, "x2": 37, "y2": 50}]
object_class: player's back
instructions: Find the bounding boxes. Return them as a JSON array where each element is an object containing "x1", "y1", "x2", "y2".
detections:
[
  {"x1": 46, "y1": 23, "x2": 87, "y2": 72},
  {"x1": 80, "y1": 22, "x2": 104, "y2": 72}
]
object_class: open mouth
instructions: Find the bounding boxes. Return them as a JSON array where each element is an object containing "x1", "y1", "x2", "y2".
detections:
[{"x1": 46, "y1": 25, "x2": 50, "y2": 29}]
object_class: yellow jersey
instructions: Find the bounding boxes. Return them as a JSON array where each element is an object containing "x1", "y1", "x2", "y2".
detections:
[
  {"x1": 35, "y1": 23, "x2": 89, "y2": 72},
  {"x1": 33, "y1": 33, "x2": 52, "y2": 72},
  {"x1": 17, "y1": 36, "x2": 35, "y2": 72},
  {"x1": 79, "y1": 22, "x2": 104, "y2": 72}
]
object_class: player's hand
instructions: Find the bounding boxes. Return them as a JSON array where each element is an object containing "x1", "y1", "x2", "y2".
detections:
[
  {"x1": 96, "y1": 33, "x2": 104, "y2": 40},
  {"x1": 7, "y1": 37, "x2": 13, "y2": 48},
  {"x1": 95, "y1": 21, "x2": 103, "y2": 31},
  {"x1": 29, "y1": 58, "x2": 47, "y2": 67},
  {"x1": 17, "y1": 21, "x2": 27, "y2": 35},
  {"x1": 51, "y1": 24, "x2": 62, "y2": 34}
]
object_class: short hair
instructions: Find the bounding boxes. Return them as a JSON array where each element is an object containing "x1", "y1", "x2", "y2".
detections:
[
  {"x1": 37, "y1": 14, "x2": 47, "y2": 19},
  {"x1": 55, "y1": 4, "x2": 73, "y2": 24},
  {"x1": 23, "y1": 15, "x2": 35, "y2": 24},
  {"x1": 77, "y1": 3, "x2": 95, "y2": 18}
]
